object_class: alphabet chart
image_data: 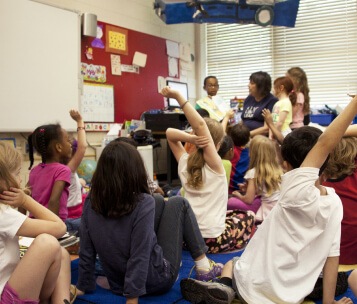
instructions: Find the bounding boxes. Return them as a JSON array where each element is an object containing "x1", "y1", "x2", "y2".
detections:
[{"x1": 81, "y1": 83, "x2": 114, "y2": 122}]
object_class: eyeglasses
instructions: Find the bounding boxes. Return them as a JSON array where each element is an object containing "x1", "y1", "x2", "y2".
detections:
[{"x1": 207, "y1": 84, "x2": 219, "y2": 88}]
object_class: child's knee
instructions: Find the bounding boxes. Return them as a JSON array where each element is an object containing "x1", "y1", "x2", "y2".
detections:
[
  {"x1": 33, "y1": 233, "x2": 61, "y2": 255},
  {"x1": 61, "y1": 247, "x2": 70, "y2": 262}
]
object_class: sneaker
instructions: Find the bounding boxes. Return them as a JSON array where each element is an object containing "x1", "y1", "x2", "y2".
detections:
[
  {"x1": 195, "y1": 259, "x2": 224, "y2": 282},
  {"x1": 181, "y1": 278, "x2": 235, "y2": 304}
]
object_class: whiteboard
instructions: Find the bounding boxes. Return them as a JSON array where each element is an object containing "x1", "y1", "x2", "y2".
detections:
[
  {"x1": 81, "y1": 83, "x2": 114, "y2": 122},
  {"x1": 0, "y1": 0, "x2": 80, "y2": 132}
]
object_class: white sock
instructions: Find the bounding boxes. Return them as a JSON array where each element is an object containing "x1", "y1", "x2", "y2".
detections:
[{"x1": 194, "y1": 257, "x2": 211, "y2": 271}]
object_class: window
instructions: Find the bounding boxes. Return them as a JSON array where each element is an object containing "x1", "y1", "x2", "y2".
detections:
[{"x1": 206, "y1": 0, "x2": 357, "y2": 109}]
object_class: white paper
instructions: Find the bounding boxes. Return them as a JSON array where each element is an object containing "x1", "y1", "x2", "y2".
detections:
[
  {"x1": 133, "y1": 51, "x2": 147, "y2": 68},
  {"x1": 157, "y1": 76, "x2": 166, "y2": 93},
  {"x1": 110, "y1": 54, "x2": 121, "y2": 75},
  {"x1": 168, "y1": 57, "x2": 178, "y2": 78},
  {"x1": 166, "y1": 40, "x2": 179, "y2": 58},
  {"x1": 121, "y1": 64, "x2": 139, "y2": 74},
  {"x1": 180, "y1": 60, "x2": 193, "y2": 71},
  {"x1": 107, "y1": 123, "x2": 122, "y2": 136},
  {"x1": 179, "y1": 42, "x2": 191, "y2": 62},
  {"x1": 19, "y1": 237, "x2": 34, "y2": 247}
]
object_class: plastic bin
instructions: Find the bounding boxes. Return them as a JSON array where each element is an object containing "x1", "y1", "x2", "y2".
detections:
[{"x1": 310, "y1": 114, "x2": 335, "y2": 126}]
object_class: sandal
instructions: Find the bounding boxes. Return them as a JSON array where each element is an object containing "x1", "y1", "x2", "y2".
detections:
[{"x1": 70, "y1": 284, "x2": 77, "y2": 304}]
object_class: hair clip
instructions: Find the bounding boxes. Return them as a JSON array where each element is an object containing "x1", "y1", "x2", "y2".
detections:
[{"x1": 39, "y1": 128, "x2": 45, "y2": 133}]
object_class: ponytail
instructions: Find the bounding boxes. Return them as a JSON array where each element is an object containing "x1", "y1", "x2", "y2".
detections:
[
  {"x1": 28, "y1": 133, "x2": 34, "y2": 170},
  {"x1": 186, "y1": 149, "x2": 205, "y2": 189}
]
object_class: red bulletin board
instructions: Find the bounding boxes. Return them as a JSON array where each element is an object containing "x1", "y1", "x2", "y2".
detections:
[{"x1": 81, "y1": 21, "x2": 170, "y2": 122}]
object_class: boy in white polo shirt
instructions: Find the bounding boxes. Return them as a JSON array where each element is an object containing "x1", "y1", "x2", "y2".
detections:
[{"x1": 180, "y1": 95, "x2": 357, "y2": 304}]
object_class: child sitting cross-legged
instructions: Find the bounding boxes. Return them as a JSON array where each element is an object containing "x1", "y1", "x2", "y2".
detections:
[
  {"x1": 0, "y1": 142, "x2": 72, "y2": 304},
  {"x1": 180, "y1": 95, "x2": 357, "y2": 304},
  {"x1": 322, "y1": 136, "x2": 357, "y2": 265},
  {"x1": 74, "y1": 140, "x2": 223, "y2": 303},
  {"x1": 228, "y1": 135, "x2": 282, "y2": 222},
  {"x1": 161, "y1": 87, "x2": 255, "y2": 254}
]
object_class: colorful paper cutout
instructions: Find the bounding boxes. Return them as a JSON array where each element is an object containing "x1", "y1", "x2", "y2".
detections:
[{"x1": 81, "y1": 63, "x2": 106, "y2": 83}]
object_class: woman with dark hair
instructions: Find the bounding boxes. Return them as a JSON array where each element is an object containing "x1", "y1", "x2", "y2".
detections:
[
  {"x1": 75, "y1": 141, "x2": 223, "y2": 302},
  {"x1": 241, "y1": 71, "x2": 278, "y2": 137}
]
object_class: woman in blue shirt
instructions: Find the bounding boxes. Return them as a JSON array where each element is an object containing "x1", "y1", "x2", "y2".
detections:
[{"x1": 241, "y1": 71, "x2": 278, "y2": 137}]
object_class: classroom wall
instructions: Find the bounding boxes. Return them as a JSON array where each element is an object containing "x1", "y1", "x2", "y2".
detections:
[{"x1": 1, "y1": 0, "x2": 198, "y2": 185}]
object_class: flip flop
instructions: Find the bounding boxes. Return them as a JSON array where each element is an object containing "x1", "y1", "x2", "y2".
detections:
[{"x1": 70, "y1": 284, "x2": 77, "y2": 304}]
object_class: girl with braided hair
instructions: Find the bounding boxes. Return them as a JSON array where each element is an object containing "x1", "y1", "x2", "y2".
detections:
[{"x1": 27, "y1": 119, "x2": 72, "y2": 224}]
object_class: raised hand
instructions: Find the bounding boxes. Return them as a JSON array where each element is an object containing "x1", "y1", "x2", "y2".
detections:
[
  {"x1": 69, "y1": 109, "x2": 83, "y2": 122},
  {"x1": 160, "y1": 86, "x2": 180, "y2": 99}
]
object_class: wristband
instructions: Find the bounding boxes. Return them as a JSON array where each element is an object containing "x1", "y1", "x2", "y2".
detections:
[
  {"x1": 181, "y1": 101, "x2": 189, "y2": 110},
  {"x1": 77, "y1": 127, "x2": 85, "y2": 131}
]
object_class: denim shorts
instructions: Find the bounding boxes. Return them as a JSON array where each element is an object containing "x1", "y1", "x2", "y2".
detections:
[{"x1": 1, "y1": 282, "x2": 39, "y2": 304}]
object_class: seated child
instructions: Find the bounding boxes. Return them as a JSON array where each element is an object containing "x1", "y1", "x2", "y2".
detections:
[
  {"x1": 0, "y1": 142, "x2": 71, "y2": 304},
  {"x1": 75, "y1": 141, "x2": 223, "y2": 302},
  {"x1": 322, "y1": 137, "x2": 357, "y2": 265},
  {"x1": 228, "y1": 135, "x2": 282, "y2": 221},
  {"x1": 180, "y1": 95, "x2": 357, "y2": 304},
  {"x1": 227, "y1": 122, "x2": 250, "y2": 194},
  {"x1": 162, "y1": 87, "x2": 255, "y2": 254},
  {"x1": 217, "y1": 135, "x2": 234, "y2": 184},
  {"x1": 66, "y1": 110, "x2": 87, "y2": 233}
]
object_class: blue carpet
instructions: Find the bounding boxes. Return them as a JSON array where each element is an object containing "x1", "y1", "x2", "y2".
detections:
[
  {"x1": 71, "y1": 250, "x2": 242, "y2": 304},
  {"x1": 71, "y1": 250, "x2": 356, "y2": 304}
]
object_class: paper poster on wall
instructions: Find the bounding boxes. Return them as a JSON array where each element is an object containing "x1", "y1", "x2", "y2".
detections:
[
  {"x1": 81, "y1": 83, "x2": 114, "y2": 122},
  {"x1": 179, "y1": 42, "x2": 191, "y2": 62},
  {"x1": 180, "y1": 60, "x2": 193, "y2": 71},
  {"x1": 106, "y1": 25, "x2": 128, "y2": 55},
  {"x1": 110, "y1": 54, "x2": 121, "y2": 75},
  {"x1": 168, "y1": 57, "x2": 178, "y2": 78},
  {"x1": 166, "y1": 40, "x2": 179, "y2": 58},
  {"x1": 81, "y1": 63, "x2": 106, "y2": 83}
]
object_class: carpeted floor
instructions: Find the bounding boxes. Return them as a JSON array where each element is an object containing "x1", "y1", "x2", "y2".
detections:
[{"x1": 71, "y1": 251, "x2": 357, "y2": 304}]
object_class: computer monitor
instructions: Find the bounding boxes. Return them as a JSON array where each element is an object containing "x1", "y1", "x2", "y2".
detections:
[{"x1": 166, "y1": 80, "x2": 189, "y2": 109}]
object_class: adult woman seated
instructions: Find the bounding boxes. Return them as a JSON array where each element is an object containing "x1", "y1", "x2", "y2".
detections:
[{"x1": 241, "y1": 71, "x2": 278, "y2": 137}]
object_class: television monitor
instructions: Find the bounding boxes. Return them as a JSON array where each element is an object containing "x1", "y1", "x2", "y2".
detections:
[{"x1": 166, "y1": 80, "x2": 189, "y2": 109}]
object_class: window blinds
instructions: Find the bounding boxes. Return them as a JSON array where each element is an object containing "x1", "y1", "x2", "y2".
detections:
[{"x1": 206, "y1": 0, "x2": 357, "y2": 109}]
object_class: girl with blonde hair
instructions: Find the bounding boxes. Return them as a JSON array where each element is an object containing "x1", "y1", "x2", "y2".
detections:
[
  {"x1": 0, "y1": 142, "x2": 72, "y2": 304},
  {"x1": 229, "y1": 135, "x2": 282, "y2": 222},
  {"x1": 162, "y1": 87, "x2": 255, "y2": 254}
]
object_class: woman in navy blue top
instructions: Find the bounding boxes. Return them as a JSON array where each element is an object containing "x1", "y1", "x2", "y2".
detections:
[
  {"x1": 241, "y1": 71, "x2": 278, "y2": 137},
  {"x1": 75, "y1": 141, "x2": 223, "y2": 303}
]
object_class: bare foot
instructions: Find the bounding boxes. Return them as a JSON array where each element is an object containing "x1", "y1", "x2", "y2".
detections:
[{"x1": 335, "y1": 297, "x2": 353, "y2": 304}]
